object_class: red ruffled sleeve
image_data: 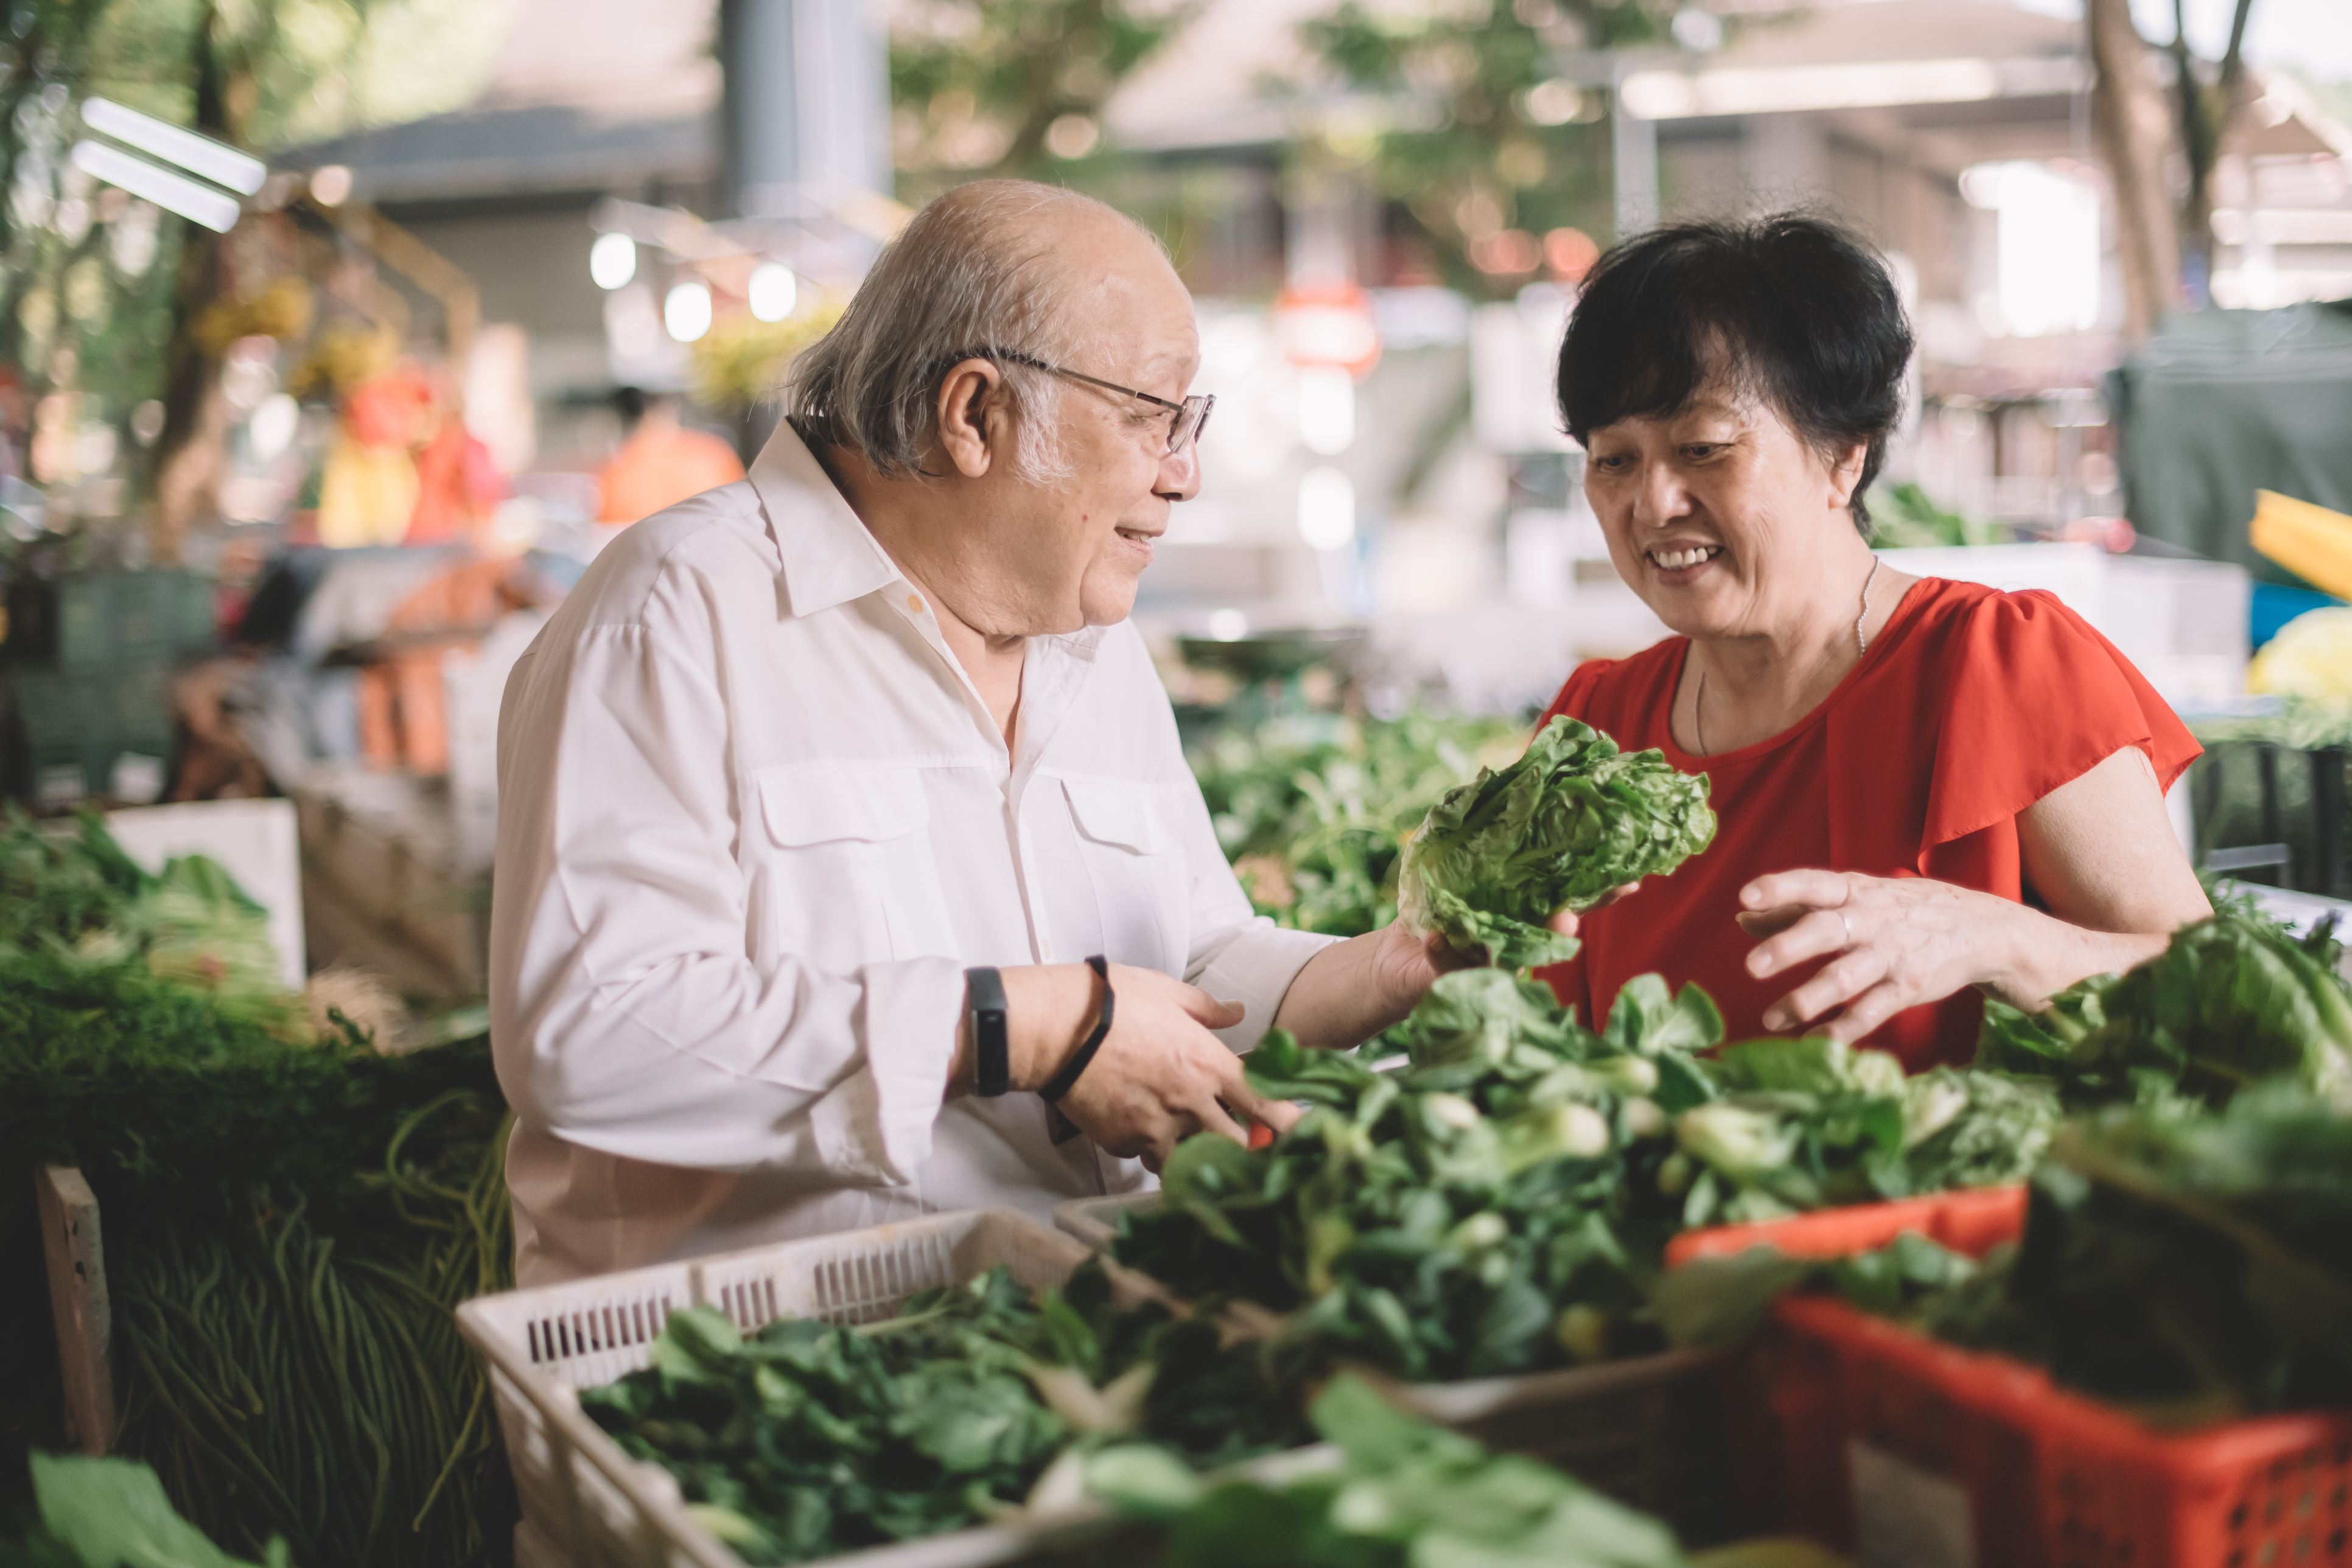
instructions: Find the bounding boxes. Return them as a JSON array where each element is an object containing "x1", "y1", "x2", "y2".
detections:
[{"x1": 1913, "y1": 589, "x2": 2200, "y2": 891}]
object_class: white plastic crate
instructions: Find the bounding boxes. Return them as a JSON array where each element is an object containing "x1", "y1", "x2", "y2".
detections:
[
  {"x1": 1054, "y1": 1191, "x2": 1158, "y2": 1250},
  {"x1": 458, "y1": 1208, "x2": 1110, "y2": 1568},
  {"x1": 1051, "y1": 1190, "x2": 1735, "y2": 1543}
]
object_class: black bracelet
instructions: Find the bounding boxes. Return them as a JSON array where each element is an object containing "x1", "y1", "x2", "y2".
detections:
[
  {"x1": 965, "y1": 966, "x2": 1009, "y2": 1097},
  {"x1": 1040, "y1": 956, "x2": 1113, "y2": 1104}
]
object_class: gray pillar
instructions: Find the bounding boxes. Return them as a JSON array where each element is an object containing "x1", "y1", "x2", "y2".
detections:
[
  {"x1": 722, "y1": 0, "x2": 891, "y2": 218},
  {"x1": 1612, "y1": 80, "x2": 1657, "y2": 240},
  {"x1": 1741, "y1": 112, "x2": 1826, "y2": 212}
]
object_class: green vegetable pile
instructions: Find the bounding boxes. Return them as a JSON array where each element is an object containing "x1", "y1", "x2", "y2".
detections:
[
  {"x1": 1115, "y1": 967, "x2": 2071, "y2": 1385},
  {"x1": 108, "y1": 1092, "x2": 514, "y2": 1568},
  {"x1": 6, "y1": 1451, "x2": 289, "y2": 1568},
  {"x1": 0, "y1": 811, "x2": 517, "y2": 1567},
  {"x1": 580, "y1": 1261, "x2": 1309, "y2": 1564},
  {"x1": 1922, "y1": 1083, "x2": 2352, "y2": 1424},
  {"x1": 2186, "y1": 696, "x2": 2352, "y2": 754},
  {"x1": 1085, "y1": 1372, "x2": 1693, "y2": 1568},
  {"x1": 1863, "y1": 481, "x2": 2004, "y2": 549},
  {"x1": 1670, "y1": 1035, "x2": 2060, "y2": 1228},
  {"x1": 1112, "y1": 969, "x2": 1722, "y2": 1380},
  {"x1": 1664, "y1": 1081, "x2": 2352, "y2": 1429},
  {"x1": 1978, "y1": 905, "x2": 2352, "y2": 1108},
  {"x1": 1193, "y1": 710, "x2": 1524, "y2": 939},
  {"x1": 1398, "y1": 716, "x2": 1716, "y2": 969}
]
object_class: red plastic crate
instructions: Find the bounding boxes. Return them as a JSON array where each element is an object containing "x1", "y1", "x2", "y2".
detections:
[{"x1": 1673, "y1": 1191, "x2": 2352, "y2": 1568}]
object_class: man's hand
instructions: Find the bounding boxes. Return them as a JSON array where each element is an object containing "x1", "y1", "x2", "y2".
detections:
[
  {"x1": 1273, "y1": 885, "x2": 1636, "y2": 1052},
  {"x1": 953, "y1": 961, "x2": 1300, "y2": 1166},
  {"x1": 1049, "y1": 965, "x2": 1298, "y2": 1164}
]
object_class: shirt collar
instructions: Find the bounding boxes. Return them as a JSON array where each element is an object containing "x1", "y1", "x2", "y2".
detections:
[
  {"x1": 747, "y1": 418, "x2": 899, "y2": 618},
  {"x1": 744, "y1": 418, "x2": 1116, "y2": 663}
]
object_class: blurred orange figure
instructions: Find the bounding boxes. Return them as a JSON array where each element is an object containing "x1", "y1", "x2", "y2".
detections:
[
  {"x1": 407, "y1": 414, "x2": 506, "y2": 546},
  {"x1": 317, "y1": 366, "x2": 433, "y2": 547},
  {"x1": 595, "y1": 388, "x2": 743, "y2": 524}
]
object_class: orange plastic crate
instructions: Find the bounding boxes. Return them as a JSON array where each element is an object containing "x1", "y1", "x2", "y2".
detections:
[
  {"x1": 1663, "y1": 1185, "x2": 2027, "y2": 1269},
  {"x1": 1675, "y1": 1191, "x2": 2352, "y2": 1568}
]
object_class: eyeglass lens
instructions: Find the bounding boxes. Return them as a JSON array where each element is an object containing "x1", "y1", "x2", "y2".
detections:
[{"x1": 1171, "y1": 394, "x2": 1215, "y2": 454}]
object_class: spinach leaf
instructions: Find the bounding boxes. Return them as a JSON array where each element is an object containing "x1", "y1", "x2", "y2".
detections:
[
  {"x1": 579, "y1": 1261, "x2": 1311, "y2": 1565},
  {"x1": 1976, "y1": 906, "x2": 2352, "y2": 1108},
  {"x1": 1397, "y1": 717, "x2": 1716, "y2": 970},
  {"x1": 1114, "y1": 970, "x2": 1721, "y2": 1382},
  {"x1": 1086, "y1": 1373, "x2": 1695, "y2": 1567}
]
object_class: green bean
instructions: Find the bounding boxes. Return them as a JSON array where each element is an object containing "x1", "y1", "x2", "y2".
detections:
[{"x1": 110, "y1": 1094, "x2": 517, "y2": 1567}]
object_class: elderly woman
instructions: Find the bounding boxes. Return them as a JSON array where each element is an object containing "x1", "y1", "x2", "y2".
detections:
[{"x1": 1539, "y1": 215, "x2": 2210, "y2": 1068}]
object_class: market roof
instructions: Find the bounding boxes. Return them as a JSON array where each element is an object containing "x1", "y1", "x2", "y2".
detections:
[{"x1": 271, "y1": 0, "x2": 720, "y2": 204}]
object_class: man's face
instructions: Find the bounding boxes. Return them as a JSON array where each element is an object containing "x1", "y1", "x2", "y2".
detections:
[{"x1": 981, "y1": 225, "x2": 1203, "y2": 632}]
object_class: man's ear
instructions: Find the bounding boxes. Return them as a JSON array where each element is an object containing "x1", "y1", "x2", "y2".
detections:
[{"x1": 933, "y1": 359, "x2": 1004, "y2": 480}]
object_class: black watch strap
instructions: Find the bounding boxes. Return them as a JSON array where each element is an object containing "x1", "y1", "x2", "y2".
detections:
[
  {"x1": 966, "y1": 967, "x2": 1009, "y2": 1097},
  {"x1": 1040, "y1": 956, "x2": 1114, "y2": 1104}
]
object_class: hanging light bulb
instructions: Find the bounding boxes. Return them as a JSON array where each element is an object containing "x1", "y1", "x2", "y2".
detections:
[
  {"x1": 590, "y1": 232, "x2": 637, "y2": 290},
  {"x1": 664, "y1": 281, "x2": 713, "y2": 343},
  {"x1": 747, "y1": 262, "x2": 798, "y2": 322}
]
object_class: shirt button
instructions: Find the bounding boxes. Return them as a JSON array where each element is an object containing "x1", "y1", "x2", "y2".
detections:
[
  {"x1": 906, "y1": 593, "x2": 925, "y2": 614},
  {"x1": 1039, "y1": 940, "x2": 1054, "y2": 961}
]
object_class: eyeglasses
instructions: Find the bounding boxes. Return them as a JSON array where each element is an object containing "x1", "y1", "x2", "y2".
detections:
[{"x1": 942, "y1": 347, "x2": 1214, "y2": 455}]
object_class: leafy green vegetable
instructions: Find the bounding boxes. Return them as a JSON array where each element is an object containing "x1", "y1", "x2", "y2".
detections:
[
  {"x1": 1976, "y1": 906, "x2": 2352, "y2": 1107},
  {"x1": 1678, "y1": 1081, "x2": 2352, "y2": 1426},
  {"x1": 0, "y1": 810, "x2": 520, "y2": 1568},
  {"x1": 1194, "y1": 710, "x2": 1524, "y2": 939},
  {"x1": 1653, "y1": 1232, "x2": 1978, "y2": 1352},
  {"x1": 1, "y1": 809, "x2": 301, "y2": 1038},
  {"x1": 2186, "y1": 696, "x2": 2352, "y2": 754},
  {"x1": 1398, "y1": 717, "x2": 1715, "y2": 969},
  {"x1": 1864, "y1": 481, "x2": 2003, "y2": 548},
  {"x1": 579, "y1": 1262, "x2": 1311, "y2": 1565},
  {"x1": 1668, "y1": 1036, "x2": 2061, "y2": 1228},
  {"x1": 8, "y1": 1451, "x2": 290, "y2": 1568},
  {"x1": 1931, "y1": 1083, "x2": 2352, "y2": 1423},
  {"x1": 1112, "y1": 970, "x2": 1723, "y2": 1381},
  {"x1": 1085, "y1": 1373, "x2": 1694, "y2": 1567}
]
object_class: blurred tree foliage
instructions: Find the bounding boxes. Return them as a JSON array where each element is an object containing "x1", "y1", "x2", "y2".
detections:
[
  {"x1": 889, "y1": 0, "x2": 1205, "y2": 196},
  {"x1": 0, "y1": 0, "x2": 504, "y2": 550},
  {"x1": 1289, "y1": 0, "x2": 1668, "y2": 295}
]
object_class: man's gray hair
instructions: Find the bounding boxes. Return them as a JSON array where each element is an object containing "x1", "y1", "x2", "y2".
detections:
[{"x1": 785, "y1": 180, "x2": 1154, "y2": 483}]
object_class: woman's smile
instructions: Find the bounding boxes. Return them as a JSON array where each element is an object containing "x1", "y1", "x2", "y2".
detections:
[{"x1": 1647, "y1": 543, "x2": 1724, "y2": 578}]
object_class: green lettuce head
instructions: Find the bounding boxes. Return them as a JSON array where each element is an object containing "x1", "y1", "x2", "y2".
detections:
[{"x1": 1397, "y1": 716, "x2": 1716, "y2": 969}]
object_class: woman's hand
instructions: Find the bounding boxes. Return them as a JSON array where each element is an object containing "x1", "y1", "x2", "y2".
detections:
[{"x1": 1737, "y1": 869, "x2": 2040, "y2": 1043}]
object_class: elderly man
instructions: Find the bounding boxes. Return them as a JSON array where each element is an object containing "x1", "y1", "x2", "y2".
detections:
[{"x1": 490, "y1": 181, "x2": 1553, "y2": 1284}]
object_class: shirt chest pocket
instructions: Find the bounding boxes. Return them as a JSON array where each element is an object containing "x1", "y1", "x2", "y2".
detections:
[
  {"x1": 1060, "y1": 775, "x2": 1188, "y2": 976},
  {"x1": 755, "y1": 761, "x2": 958, "y2": 967}
]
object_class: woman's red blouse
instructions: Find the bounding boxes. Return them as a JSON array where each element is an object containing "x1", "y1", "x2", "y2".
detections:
[{"x1": 1536, "y1": 576, "x2": 2202, "y2": 1069}]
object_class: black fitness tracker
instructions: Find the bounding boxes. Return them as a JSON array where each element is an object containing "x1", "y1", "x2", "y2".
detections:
[{"x1": 965, "y1": 966, "x2": 1009, "y2": 1097}]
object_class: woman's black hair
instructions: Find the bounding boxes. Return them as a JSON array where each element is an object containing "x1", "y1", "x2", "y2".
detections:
[{"x1": 1555, "y1": 214, "x2": 1913, "y2": 533}]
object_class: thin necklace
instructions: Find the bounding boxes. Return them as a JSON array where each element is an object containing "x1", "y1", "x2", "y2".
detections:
[
  {"x1": 1856, "y1": 555, "x2": 1883, "y2": 654},
  {"x1": 1692, "y1": 555, "x2": 1883, "y2": 758}
]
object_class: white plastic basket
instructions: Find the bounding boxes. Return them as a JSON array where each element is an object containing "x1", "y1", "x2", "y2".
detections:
[
  {"x1": 1051, "y1": 1191, "x2": 1734, "y2": 1542},
  {"x1": 1054, "y1": 1191, "x2": 1158, "y2": 1250},
  {"x1": 458, "y1": 1208, "x2": 1118, "y2": 1568}
]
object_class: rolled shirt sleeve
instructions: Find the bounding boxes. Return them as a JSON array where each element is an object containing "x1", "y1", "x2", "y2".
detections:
[{"x1": 1169, "y1": 749, "x2": 1342, "y2": 1052}]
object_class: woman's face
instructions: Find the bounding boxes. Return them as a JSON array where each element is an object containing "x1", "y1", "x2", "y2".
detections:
[{"x1": 1582, "y1": 381, "x2": 1866, "y2": 645}]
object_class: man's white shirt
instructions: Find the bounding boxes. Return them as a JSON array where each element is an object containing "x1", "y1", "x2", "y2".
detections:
[{"x1": 489, "y1": 421, "x2": 1335, "y2": 1284}]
